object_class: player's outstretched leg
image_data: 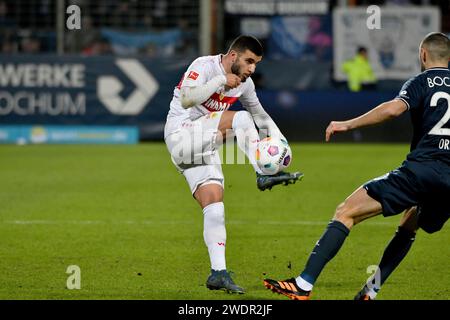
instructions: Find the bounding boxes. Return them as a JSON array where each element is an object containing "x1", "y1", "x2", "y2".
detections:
[
  {"x1": 195, "y1": 183, "x2": 245, "y2": 294},
  {"x1": 223, "y1": 111, "x2": 303, "y2": 191},
  {"x1": 264, "y1": 187, "x2": 382, "y2": 300},
  {"x1": 229, "y1": 111, "x2": 261, "y2": 173},
  {"x1": 354, "y1": 207, "x2": 417, "y2": 300}
]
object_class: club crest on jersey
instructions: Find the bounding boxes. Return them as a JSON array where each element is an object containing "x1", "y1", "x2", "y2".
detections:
[
  {"x1": 202, "y1": 92, "x2": 239, "y2": 112},
  {"x1": 187, "y1": 71, "x2": 199, "y2": 80},
  {"x1": 206, "y1": 112, "x2": 219, "y2": 119}
]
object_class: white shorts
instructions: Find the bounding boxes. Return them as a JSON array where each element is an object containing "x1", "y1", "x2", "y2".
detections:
[{"x1": 165, "y1": 111, "x2": 225, "y2": 194}]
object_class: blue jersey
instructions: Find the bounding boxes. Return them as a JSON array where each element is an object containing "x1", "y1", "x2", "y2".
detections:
[{"x1": 396, "y1": 67, "x2": 450, "y2": 165}]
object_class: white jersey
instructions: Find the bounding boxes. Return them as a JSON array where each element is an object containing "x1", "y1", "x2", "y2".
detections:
[{"x1": 164, "y1": 54, "x2": 260, "y2": 138}]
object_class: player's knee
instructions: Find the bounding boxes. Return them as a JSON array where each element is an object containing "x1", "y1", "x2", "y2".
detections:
[
  {"x1": 333, "y1": 201, "x2": 356, "y2": 228},
  {"x1": 399, "y1": 207, "x2": 419, "y2": 232},
  {"x1": 195, "y1": 186, "x2": 223, "y2": 208},
  {"x1": 232, "y1": 111, "x2": 254, "y2": 131},
  {"x1": 199, "y1": 195, "x2": 222, "y2": 208}
]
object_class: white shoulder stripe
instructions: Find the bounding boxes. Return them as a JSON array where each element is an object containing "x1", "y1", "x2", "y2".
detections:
[{"x1": 395, "y1": 97, "x2": 410, "y2": 110}]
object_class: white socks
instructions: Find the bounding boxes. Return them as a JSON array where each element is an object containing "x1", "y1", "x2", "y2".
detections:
[
  {"x1": 203, "y1": 202, "x2": 227, "y2": 271},
  {"x1": 362, "y1": 282, "x2": 379, "y2": 299},
  {"x1": 232, "y1": 111, "x2": 262, "y2": 174},
  {"x1": 295, "y1": 276, "x2": 314, "y2": 292}
]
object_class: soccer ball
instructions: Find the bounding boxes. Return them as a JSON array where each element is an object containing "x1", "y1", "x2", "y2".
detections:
[{"x1": 256, "y1": 137, "x2": 292, "y2": 175}]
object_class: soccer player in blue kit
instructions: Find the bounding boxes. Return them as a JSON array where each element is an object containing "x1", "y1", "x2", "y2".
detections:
[{"x1": 264, "y1": 32, "x2": 450, "y2": 300}]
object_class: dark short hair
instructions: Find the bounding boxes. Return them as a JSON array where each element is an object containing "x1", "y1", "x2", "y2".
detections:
[
  {"x1": 357, "y1": 46, "x2": 367, "y2": 54},
  {"x1": 228, "y1": 35, "x2": 263, "y2": 57},
  {"x1": 421, "y1": 32, "x2": 450, "y2": 61}
]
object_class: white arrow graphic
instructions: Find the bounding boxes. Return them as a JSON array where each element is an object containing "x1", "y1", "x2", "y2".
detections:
[{"x1": 97, "y1": 59, "x2": 159, "y2": 115}]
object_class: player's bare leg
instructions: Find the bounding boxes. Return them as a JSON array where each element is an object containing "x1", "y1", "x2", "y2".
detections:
[
  {"x1": 333, "y1": 186, "x2": 383, "y2": 229},
  {"x1": 194, "y1": 182, "x2": 223, "y2": 208},
  {"x1": 264, "y1": 187, "x2": 383, "y2": 300},
  {"x1": 399, "y1": 206, "x2": 419, "y2": 232},
  {"x1": 193, "y1": 182, "x2": 244, "y2": 294},
  {"x1": 354, "y1": 207, "x2": 418, "y2": 300},
  {"x1": 218, "y1": 110, "x2": 302, "y2": 191},
  {"x1": 217, "y1": 110, "x2": 260, "y2": 172}
]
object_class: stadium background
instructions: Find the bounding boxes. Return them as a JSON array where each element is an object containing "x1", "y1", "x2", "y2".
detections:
[
  {"x1": 1, "y1": 0, "x2": 449, "y2": 143},
  {"x1": 0, "y1": 0, "x2": 449, "y2": 301}
]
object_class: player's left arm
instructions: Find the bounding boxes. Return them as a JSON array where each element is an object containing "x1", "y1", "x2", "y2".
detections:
[
  {"x1": 239, "y1": 78, "x2": 287, "y2": 141},
  {"x1": 325, "y1": 99, "x2": 407, "y2": 142}
]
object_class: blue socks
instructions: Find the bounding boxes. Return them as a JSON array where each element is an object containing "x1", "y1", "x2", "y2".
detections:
[
  {"x1": 300, "y1": 220, "x2": 350, "y2": 285},
  {"x1": 376, "y1": 226, "x2": 416, "y2": 288},
  {"x1": 297, "y1": 220, "x2": 415, "y2": 293}
]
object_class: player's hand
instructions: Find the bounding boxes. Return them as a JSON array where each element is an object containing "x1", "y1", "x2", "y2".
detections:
[
  {"x1": 225, "y1": 74, "x2": 241, "y2": 89},
  {"x1": 325, "y1": 121, "x2": 351, "y2": 142}
]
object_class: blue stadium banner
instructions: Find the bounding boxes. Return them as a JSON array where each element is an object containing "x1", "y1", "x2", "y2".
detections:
[
  {"x1": 0, "y1": 54, "x2": 191, "y2": 141},
  {"x1": 0, "y1": 125, "x2": 138, "y2": 144},
  {"x1": 333, "y1": 6, "x2": 440, "y2": 80},
  {"x1": 0, "y1": 54, "x2": 413, "y2": 143},
  {"x1": 267, "y1": 15, "x2": 332, "y2": 61}
]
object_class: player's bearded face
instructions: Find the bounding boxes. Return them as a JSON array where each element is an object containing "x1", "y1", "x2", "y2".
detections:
[
  {"x1": 230, "y1": 50, "x2": 262, "y2": 82},
  {"x1": 231, "y1": 56, "x2": 247, "y2": 82}
]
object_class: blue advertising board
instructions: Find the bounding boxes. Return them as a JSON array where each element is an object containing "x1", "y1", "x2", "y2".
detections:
[
  {"x1": 0, "y1": 54, "x2": 412, "y2": 143},
  {"x1": 0, "y1": 54, "x2": 189, "y2": 143},
  {"x1": 0, "y1": 125, "x2": 138, "y2": 144}
]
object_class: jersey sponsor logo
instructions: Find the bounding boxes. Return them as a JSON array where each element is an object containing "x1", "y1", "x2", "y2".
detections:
[
  {"x1": 202, "y1": 92, "x2": 239, "y2": 112},
  {"x1": 399, "y1": 90, "x2": 409, "y2": 99},
  {"x1": 206, "y1": 112, "x2": 219, "y2": 119},
  {"x1": 187, "y1": 71, "x2": 199, "y2": 80}
]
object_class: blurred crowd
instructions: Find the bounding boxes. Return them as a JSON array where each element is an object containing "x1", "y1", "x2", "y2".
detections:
[
  {"x1": 0, "y1": 0, "x2": 198, "y2": 56},
  {"x1": 0, "y1": 0, "x2": 449, "y2": 57}
]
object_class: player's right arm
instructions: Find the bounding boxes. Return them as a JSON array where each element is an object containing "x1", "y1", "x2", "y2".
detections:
[
  {"x1": 179, "y1": 60, "x2": 241, "y2": 109},
  {"x1": 325, "y1": 99, "x2": 407, "y2": 142},
  {"x1": 326, "y1": 75, "x2": 422, "y2": 142}
]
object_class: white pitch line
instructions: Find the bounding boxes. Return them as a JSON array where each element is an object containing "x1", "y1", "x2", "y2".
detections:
[
  {"x1": 4, "y1": 220, "x2": 103, "y2": 225},
  {"x1": 2, "y1": 219, "x2": 398, "y2": 226}
]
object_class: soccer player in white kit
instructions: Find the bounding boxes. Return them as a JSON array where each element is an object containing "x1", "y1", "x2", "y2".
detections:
[{"x1": 164, "y1": 35, "x2": 301, "y2": 294}]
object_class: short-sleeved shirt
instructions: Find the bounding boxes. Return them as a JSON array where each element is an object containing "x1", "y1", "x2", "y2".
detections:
[
  {"x1": 364, "y1": 67, "x2": 450, "y2": 230},
  {"x1": 395, "y1": 67, "x2": 450, "y2": 165}
]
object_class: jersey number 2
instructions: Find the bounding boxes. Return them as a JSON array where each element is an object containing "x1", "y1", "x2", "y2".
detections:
[{"x1": 429, "y1": 91, "x2": 450, "y2": 136}]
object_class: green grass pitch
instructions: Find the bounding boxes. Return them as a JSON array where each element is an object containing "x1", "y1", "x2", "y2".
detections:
[{"x1": 0, "y1": 143, "x2": 448, "y2": 300}]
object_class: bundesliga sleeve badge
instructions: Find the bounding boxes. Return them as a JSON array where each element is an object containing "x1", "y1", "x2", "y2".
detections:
[{"x1": 188, "y1": 71, "x2": 199, "y2": 80}]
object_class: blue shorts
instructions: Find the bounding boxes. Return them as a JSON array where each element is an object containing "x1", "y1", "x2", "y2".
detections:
[{"x1": 364, "y1": 160, "x2": 450, "y2": 234}]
